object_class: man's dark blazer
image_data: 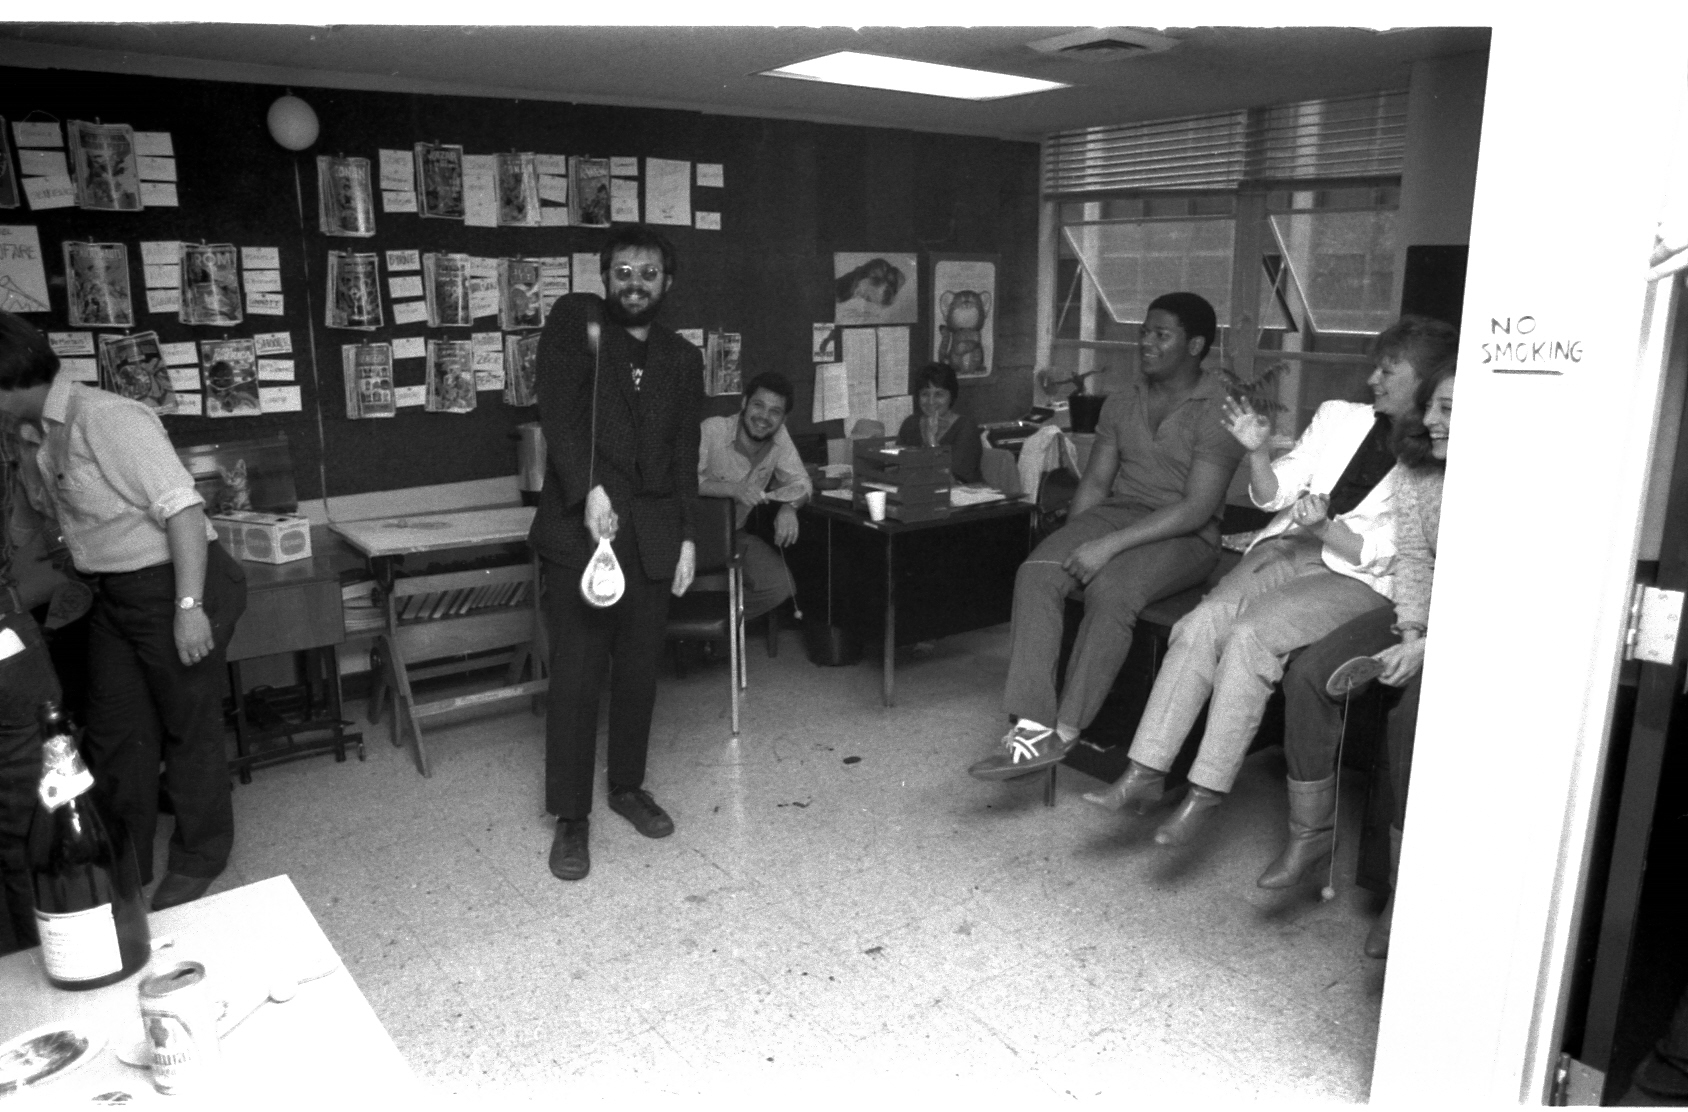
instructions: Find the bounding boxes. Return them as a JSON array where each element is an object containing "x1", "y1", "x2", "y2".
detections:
[{"x1": 529, "y1": 292, "x2": 704, "y2": 581}]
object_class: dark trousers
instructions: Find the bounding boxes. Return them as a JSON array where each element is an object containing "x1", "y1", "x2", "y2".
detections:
[
  {"x1": 542, "y1": 557, "x2": 672, "y2": 821},
  {"x1": 0, "y1": 609, "x2": 62, "y2": 955},
  {"x1": 84, "y1": 543, "x2": 246, "y2": 885},
  {"x1": 1281, "y1": 605, "x2": 1423, "y2": 829}
]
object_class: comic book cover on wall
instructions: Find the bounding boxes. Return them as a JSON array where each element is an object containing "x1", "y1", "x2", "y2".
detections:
[
  {"x1": 98, "y1": 330, "x2": 176, "y2": 413},
  {"x1": 342, "y1": 342, "x2": 395, "y2": 419},
  {"x1": 499, "y1": 258, "x2": 544, "y2": 330},
  {"x1": 425, "y1": 339, "x2": 477, "y2": 413},
  {"x1": 570, "y1": 158, "x2": 611, "y2": 228},
  {"x1": 504, "y1": 331, "x2": 540, "y2": 407},
  {"x1": 68, "y1": 121, "x2": 142, "y2": 212},
  {"x1": 424, "y1": 252, "x2": 473, "y2": 327},
  {"x1": 497, "y1": 152, "x2": 540, "y2": 228},
  {"x1": 415, "y1": 142, "x2": 465, "y2": 220},
  {"x1": 179, "y1": 243, "x2": 242, "y2": 326},
  {"x1": 63, "y1": 241, "x2": 134, "y2": 328},
  {"x1": 326, "y1": 251, "x2": 383, "y2": 330},
  {"x1": 317, "y1": 155, "x2": 376, "y2": 237},
  {"x1": 200, "y1": 337, "x2": 261, "y2": 418},
  {"x1": 0, "y1": 118, "x2": 19, "y2": 209}
]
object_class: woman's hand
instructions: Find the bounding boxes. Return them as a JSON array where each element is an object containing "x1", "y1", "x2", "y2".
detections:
[
  {"x1": 1221, "y1": 397, "x2": 1272, "y2": 452},
  {"x1": 1374, "y1": 635, "x2": 1426, "y2": 686},
  {"x1": 1289, "y1": 493, "x2": 1330, "y2": 533},
  {"x1": 1062, "y1": 537, "x2": 1118, "y2": 585}
]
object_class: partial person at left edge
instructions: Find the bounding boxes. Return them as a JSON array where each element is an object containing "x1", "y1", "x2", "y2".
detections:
[{"x1": 0, "y1": 309, "x2": 247, "y2": 913}]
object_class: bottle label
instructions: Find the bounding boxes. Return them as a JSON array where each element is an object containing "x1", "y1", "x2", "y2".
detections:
[
  {"x1": 35, "y1": 903, "x2": 123, "y2": 982},
  {"x1": 38, "y1": 765, "x2": 94, "y2": 811}
]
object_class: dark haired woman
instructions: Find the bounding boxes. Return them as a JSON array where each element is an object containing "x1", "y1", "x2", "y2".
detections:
[
  {"x1": 895, "y1": 362, "x2": 982, "y2": 484},
  {"x1": 1259, "y1": 360, "x2": 1456, "y2": 959},
  {"x1": 835, "y1": 257, "x2": 904, "y2": 309}
]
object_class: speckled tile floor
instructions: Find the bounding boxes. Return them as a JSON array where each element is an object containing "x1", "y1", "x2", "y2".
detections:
[{"x1": 175, "y1": 623, "x2": 1386, "y2": 1104}]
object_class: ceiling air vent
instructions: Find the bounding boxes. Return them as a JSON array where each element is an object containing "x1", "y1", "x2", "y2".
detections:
[{"x1": 1026, "y1": 27, "x2": 1179, "y2": 63}]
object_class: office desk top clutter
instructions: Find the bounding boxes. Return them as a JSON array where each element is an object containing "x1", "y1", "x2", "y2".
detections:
[
  {"x1": 0, "y1": 876, "x2": 418, "y2": 1104},
  {"x1": 329, "y1": 506, "x2": 537, "y2": 559}
]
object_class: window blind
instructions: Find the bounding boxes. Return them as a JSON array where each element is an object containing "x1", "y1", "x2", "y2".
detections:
[{"x1": 1043, "y1": 89, "x2": 1408, "y2": 196}]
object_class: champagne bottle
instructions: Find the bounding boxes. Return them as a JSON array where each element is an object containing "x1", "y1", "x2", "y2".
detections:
[{"x1": 26, "y1": 700, "x2": 151, "y2": 990}]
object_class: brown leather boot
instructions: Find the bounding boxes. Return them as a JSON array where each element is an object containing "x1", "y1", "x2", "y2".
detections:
[
  {"x1": 1364, "y1": 825, "x2": 1401, "y2": 958},
  {"x1": 1257, "y1": 775, "x2": 1337, "y2": 889},
  {"x1": 1082, "y1": 759, "x2": 1167, "y2": 814},
  {"x1": 1154, "y1": 784, "x2": 1225, "y2": 846}
]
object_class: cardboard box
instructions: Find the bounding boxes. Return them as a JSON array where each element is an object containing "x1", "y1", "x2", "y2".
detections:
[{"x1": 212, "y1": 511, "x2": 312, "y2": 564}]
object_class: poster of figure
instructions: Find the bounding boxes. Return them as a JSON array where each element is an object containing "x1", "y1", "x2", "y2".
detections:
[
  {"x1": 833, "y1": 251, "x2": 918, "y2": 326},
  {"x1": 68, "y1": 121, "x2": 143, "y2": 211},
  {"x1": 179, "y1": 242, "x2": 242, "y2": 326},
  {"x1": 498, "y1": 258, "x2": 544, "y2": 330},
  {"x1": 414, "y1": 141, "x2": 465, "y2": 220},
  {"x1": 705, "y1": 331, "x2": 742, "y2": 396},
  {"x1": 98, "y1": 330, "x2": 175, "y2": 413},
  {"x1": 342, "y1": 343, "x2": 395, "y2": 419},
  {"x1": 0, "y1": 119, "x2": 18, "y2": 209},
  {"x1": 63, "y1": 241, "x2": 134, "y2": 328},
  {"x1": 930, "y1": 255, "x2": 997, "y2": 379},
  {"x1": 317, "y1": 155, "x2": 376, "y2": 237},
  {"x1": 423, "y1": 252, "x2": 472, "y2": 327},
  {"x1": 569, "y1": 158, "x2": 611, "y2": 227},
  {"x1": 496, "y1": 152, "x2": 540, "y2": 227},
  {"x1": 325, "y1": 250, "x2": 383, "y2": 330},
  {"x1": 503, "y1": 331, "x2": 540, "y2": 407},
  {"x1": 200, "y1": 337, "x2": 261, "y2": 417},
  {"x1": 425, "y1": 339, "x2": 476, "y2": 413}
]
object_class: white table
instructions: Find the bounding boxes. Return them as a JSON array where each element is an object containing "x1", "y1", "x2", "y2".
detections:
[{"x1": 0, "y1": 875, "x2": 420, "y2": 1105}]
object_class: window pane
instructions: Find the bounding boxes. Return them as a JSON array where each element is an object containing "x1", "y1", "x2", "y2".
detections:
[
  {"x1": 1265, "y1": 209, "x2": 1397, "y2": 333},
  {"x1": 1060, "y1": 219, "x2": 1235, "y2": 326}
]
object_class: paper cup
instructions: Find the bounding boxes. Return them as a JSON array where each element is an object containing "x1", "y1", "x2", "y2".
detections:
[{"x1": 864, "y1": 491, "x2": 887, "y2": 521}]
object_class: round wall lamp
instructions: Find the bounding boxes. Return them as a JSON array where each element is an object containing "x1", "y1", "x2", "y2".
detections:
[{"x1": 266, "y1": 93, "x2": 319, "y2": 151}]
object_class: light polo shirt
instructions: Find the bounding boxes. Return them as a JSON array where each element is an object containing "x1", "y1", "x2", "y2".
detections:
[
  {"x1": 24, "y1": 376, "x2": 213, "y2": 574},
  {"x1": 697, "y1": 414, "x2": 812, "y2": 529},
  {"x1": 1092, "y1": 368, "x2": 1245, "y2": 546}
]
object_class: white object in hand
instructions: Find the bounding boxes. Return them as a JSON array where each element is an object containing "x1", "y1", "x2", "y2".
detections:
[
  {"x1": 864, "y1": 490, "x2": 888, "y2": 522},
  {"x1": 580, "y1": 536, "x2": 625, "y2": 607}
]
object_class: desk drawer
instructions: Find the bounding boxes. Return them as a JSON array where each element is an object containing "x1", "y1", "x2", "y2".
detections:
[{"x1": 227, "y1": 578, "x2": 345, "y2": 661}]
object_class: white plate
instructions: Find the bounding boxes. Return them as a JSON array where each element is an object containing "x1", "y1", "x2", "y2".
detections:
[{"x1": 0, "y1": 1021, "x2": 106, "y2": 1095}]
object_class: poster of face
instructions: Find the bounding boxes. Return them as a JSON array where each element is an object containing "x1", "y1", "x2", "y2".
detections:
[
  {"x1": 931, "y1": 256, "x2": 997, "y2": 379},
  {"x1": 425, "y1": 339, "x2": 477, "y2": 413},
  {"x1": 68, "y1": 121, "x2": 142, "y2": 212},
  {"x1": 499, "y1": 258, "x2": 544, "y2": 330},
  {"x1": 424, "y1": 252, "x2": 472, "y2": 327},
  {"x1": 179, "y1": 242, "x2": 242, "y2": 326},
  {"x1": 98, "y1": 330, "x2": 175, "y2": 413},
  {"x1": 570, "y1": 158, "x2": 611, "y2": 228},
  {"x1": 342, "y1": 343, "x2": 395, "y2": 419},
  {"x1": 496, "y1": 152, "x2": 540, "y2": 227},
  {"x1": 415, "y1": 142, "x2": 465, "y2": 220},
  {"x1": 833, "y1": 252, "x2": 918, "y2": 326},
  {"x1": 317, "y1": 155, "x2": 376, "y2": 237},
  {"x1": 326, "y1": 251, "x2": 383, "y2": 330},
  {"x1": 503, "y1": 331, "x2": 540, "y2": 407},
  {"x1": 63, "y1": 241, "x2": 134, "y2": 328},
  {"x1": 200, "y1": 337, "x2": 261, "y2": 417},
  {"x1": 0, "y1": 119, "x2": 18, "y2": 209}
]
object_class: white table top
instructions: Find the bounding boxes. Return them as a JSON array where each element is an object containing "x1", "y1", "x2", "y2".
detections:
[
  {"x1": 329, "y1": 505, "x2": 536, "y2": 558},
  {"x1": 0, "y1": 875, "x2": 420, "y2": 1106}
]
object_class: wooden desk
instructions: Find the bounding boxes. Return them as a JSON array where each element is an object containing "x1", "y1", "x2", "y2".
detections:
[
  {"x1": 0, "y1": 875, "x2": 418, "y2": 1104},
  {"x1": 331, "y1": 506, "x2": 544, "y2": 777},
  {"x1": 224, "y1": 528, "x2": 365, "y2": 783},
  {"x1": 790, "y1": 495, "x2": 1036, "y2": 706}
]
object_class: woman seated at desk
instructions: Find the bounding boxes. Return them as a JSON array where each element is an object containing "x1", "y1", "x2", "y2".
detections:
[{"x1": 896, "y1": 362, "x2": 982, "y2": 484}]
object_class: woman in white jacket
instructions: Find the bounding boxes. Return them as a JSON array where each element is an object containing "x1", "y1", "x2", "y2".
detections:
[{"x1": 1085, "y1": 316, "x2": 1457, "y2": 846}]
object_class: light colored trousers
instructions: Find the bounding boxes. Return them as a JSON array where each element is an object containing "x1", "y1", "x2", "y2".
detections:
[{"x1": 1127, "y1": 532, "x2": 1390, "y2": 793}]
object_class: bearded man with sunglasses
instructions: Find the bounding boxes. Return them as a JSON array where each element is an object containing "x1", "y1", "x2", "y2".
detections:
[{"x1": 531, "y1": 225, "x2": 704, "y2": 882}]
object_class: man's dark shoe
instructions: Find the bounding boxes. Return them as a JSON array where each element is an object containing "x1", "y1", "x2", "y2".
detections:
[
  {"x1": 152, "y1": 872, "x2": 216, "y2": 911},
  {"x1": 549, "y1": 819, "x2": 590, "y2": 880},
  {"x1": 608, "y1": 789, "x2": 675, "y2": 838}
]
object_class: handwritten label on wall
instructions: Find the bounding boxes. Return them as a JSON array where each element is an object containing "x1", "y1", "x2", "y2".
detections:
[{"x1": 1482, "y1": 315, "x2": 1582, "y2": 376}]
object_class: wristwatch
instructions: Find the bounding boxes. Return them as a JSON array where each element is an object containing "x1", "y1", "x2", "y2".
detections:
[{"x1": 176, "y1": 596, "x2": 202, "y2": 611}]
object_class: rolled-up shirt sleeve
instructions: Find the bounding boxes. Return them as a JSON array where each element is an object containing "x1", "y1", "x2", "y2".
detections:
[{"x1": 84, "y1": 403, "x2": 203, "y2": 528}]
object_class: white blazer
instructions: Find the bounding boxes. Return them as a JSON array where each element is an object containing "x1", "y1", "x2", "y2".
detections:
[{"x1": 1247, "y1": 399, "x2": 1399, "y2": 600}]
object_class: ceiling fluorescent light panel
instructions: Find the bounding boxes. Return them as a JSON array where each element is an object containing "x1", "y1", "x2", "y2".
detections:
[{"x1": 760, "y1": 51, "x2": 1068, "y2": 101}]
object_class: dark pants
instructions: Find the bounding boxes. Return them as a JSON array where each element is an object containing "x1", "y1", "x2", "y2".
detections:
[
  {"x1": 83, "y1": 543, "x2": 246, "y2": 885},
  {"x1": 0, "y1": 608, "x2": 62, "y2": 955},
  {"x1": 1281, "y1": 606, "x2": 1423, "y2": 829},
  {"x1": 542, "y1": 556, "x2": 672, "y2": 821}
]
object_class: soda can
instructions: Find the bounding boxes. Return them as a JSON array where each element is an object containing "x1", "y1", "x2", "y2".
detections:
[{"x1": 139, "y1": 960, "x2": 222, "y2": 1094}]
